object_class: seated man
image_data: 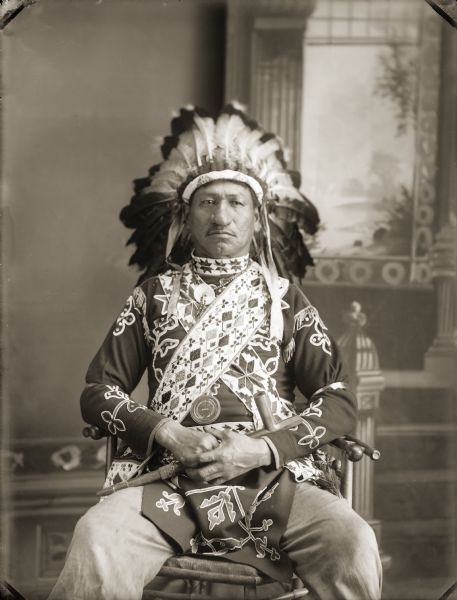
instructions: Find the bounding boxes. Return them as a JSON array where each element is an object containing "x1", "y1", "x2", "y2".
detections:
[{"x1": 49, "y1": 105, "x2": 382, "y2": 600}]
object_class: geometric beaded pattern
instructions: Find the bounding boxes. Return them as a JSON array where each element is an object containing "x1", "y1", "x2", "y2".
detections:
[
  {"x1": 191, "y1": 253, "x2": 250, "y2": 277},
  {"x1": 150, "y1": 262, "x2": 270, "y2": 423}
]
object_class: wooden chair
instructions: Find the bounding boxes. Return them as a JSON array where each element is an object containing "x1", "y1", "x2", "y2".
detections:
[{"x1": 83, "y1": 425, "x2": 380, "y2": 600}]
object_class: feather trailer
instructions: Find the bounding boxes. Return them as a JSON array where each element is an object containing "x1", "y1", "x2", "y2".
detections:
[
  {"x1": 270, "y1": 184, "x2": 304, "y2": 203},
  {"x1": 214, "y1": 112, "x2": 247, "y2": 161},
  {"x1": 170, "y1": 107, "x2": 196, "y2": 138},
  {"x1": 165, "y1": 213, "x2": 185, "y2": 259},
  {"x1": 296, "y1": 195, "x2": 320, "y2": 235},
  {"x1": 150, "y1": 165, "x2": 189, "y2": 194},
  {"x1": 252, "y1": 137, "x2": 283, "y2": 168},
  {"x1": 189, "y1": 124, "x2": 208, "y2": 167},
  {"x1": 288, "y1": 169, "x2": 301, "y2": 190},
  {"x1": 169, "y1": 146, "x2": 194, "y2": 169},
  {"x1": 274, "y1": 148, "x2": 288, "y2": 170},
  {"x1": 192, "y1": 112, "x2": 215, "y2": 161},
  {"x1": 236, "y1": 128, "x2": 264, "y2": 164},
  {"x1": 274, "y1": 193, "x2": 320, "y2": 236},
  {"x1": 264, "y1": 171, "x2": 294, "y2": 188},
  {"x1": 120, "y1": 200, "x2": 170, "y2": 231},
  {"x1": 133, "y1": 175, "x2": 154, "y2": 195},
  {"x1": 167, "y1": 134, "x2": 198, "y2": 169},
  {"x1": 226, "y1": 99, "x2": 248, "y2": 113},
  {"x1": 222, "y1": 102, "x2": 260, "y2": 132},
  {"x1": 161, "y1": 135, "x2": 178, "y2": 160},
  {"x1": 269, "y1": 219, "x2": 315, "y2": 278}
]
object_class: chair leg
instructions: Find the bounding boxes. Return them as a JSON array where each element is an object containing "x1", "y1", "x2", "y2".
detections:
[
  {"x1": 184, "y1": 578, "x2": 193, "y2": 598},
  {"x1": 243, "y1": 583, "x2": 257, "y2": 599},
  {"x1": 185, "y1": 578, "x2": 202, "y2": 598},
  {"x1": 200, "y1": 580, "x2": 209, "y2": 596},
  {"x1": 292, "y1": 577, "x2": 305, "y2": 590}
]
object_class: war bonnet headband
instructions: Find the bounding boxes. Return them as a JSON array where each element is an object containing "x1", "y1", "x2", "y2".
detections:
[{"x1": 181, "y1": 169, "x2": 264, "y2": 204}]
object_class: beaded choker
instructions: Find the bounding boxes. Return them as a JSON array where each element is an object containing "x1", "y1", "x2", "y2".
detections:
[{"x1": 191, "y1": 253, "x2": 250, "y2": 277}]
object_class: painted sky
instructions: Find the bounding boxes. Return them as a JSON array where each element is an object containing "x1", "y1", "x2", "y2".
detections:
[{"x1": 300, "y1": 44, "x2": 416, "y2": 255}]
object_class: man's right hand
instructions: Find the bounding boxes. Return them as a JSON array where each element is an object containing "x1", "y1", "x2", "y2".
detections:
[{"x1": 155, "y1": 420, "x2": 219, "y2": 467}]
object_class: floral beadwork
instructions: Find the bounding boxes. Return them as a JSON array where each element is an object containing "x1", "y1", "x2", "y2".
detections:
[
  {"x1": 133, "y1": 286, "x2": 152, "y2": 345},
  {"x1": 156, "y1": 490, "x2": 186, "y2": 516},
  {"x1": 113, "y1": 296, "x2": 136, "y2": 337},
  {"x1": 197, "y1": 487, "x2": 244, "y2": 530},
  {"x1": 101, "y1": 385, "x2": 147, "y2": 435},
  {"x1": 186, "y1": 483, "x2": 280, "y2": 561},
  {"x1": 301, "y1": 397, "x2": 323, "y2": 419},
  {"x1": 188, "y1": 483, "x2": 280, "y2": 562},
  {"x1": 113, "y1": 286, "x2": 150, "y2": 342},
  {"x1": 294, "y1": 306, "x2": 332, "y2": 356},
  {"x1": 297, "y1": 418, "x2": 326, "y2": 449},
  {"x1": 297, "y1": 398, "x2": 326, "y2": 449}
]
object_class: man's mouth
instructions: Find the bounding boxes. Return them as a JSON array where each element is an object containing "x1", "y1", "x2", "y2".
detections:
[{"x1": 207, "y1": 230, "x2": 235, "y2": 238}]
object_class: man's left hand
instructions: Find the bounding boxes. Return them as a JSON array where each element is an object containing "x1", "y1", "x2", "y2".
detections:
[{"x1": 185, "y1": 428, "x2": 272, "y2": 484}]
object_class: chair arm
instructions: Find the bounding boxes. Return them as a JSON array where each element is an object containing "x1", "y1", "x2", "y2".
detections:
[
  {"x1": 82, "y1": 424, "x2": 108, "y2": 440},
  {"x1": 329, "y1": 436, "x2": 380, "y2": 505},
  {"x1": 331, "y1": 435, "x2": 381, "y2": 462},
  {"x1": 82, "y1": 425, "x2": 117, "y2": 478}
]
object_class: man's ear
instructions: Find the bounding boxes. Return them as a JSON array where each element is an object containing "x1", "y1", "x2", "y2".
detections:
[
  {"x1": 254, "y1": 207, "x2": 260, "y2": 230},
  {"x1": 182, "y1": 204, "x2": 190, "y2": 222}
]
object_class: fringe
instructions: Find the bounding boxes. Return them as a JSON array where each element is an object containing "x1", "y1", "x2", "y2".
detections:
[
  {"x1": 167, "y1": 272, "x2": 182, "y2": 319},
  {"x1": 259, "y1": 204, "x2": 284, "y2": 342},
  {"x1": 165, "y1": 211, "x2": 185, "y2": 259},
  {"x1": 282, "y1": 337, "x2": 295, "y2": 363},
  {"x1": 311, "y1": 450, "x2": 343, "y2": 498},
  {"x1": 294, "y1": 305, "x2": 314, "y2": 333}
]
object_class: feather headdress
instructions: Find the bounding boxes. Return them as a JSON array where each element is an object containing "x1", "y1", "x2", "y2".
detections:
[{"x1": 120, "y1": 103, "x2": 319, "y2": 341}]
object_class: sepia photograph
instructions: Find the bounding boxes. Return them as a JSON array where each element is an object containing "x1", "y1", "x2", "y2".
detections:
[{"x1": 1, "y1": 1, "x2": 456, "y2": 599}]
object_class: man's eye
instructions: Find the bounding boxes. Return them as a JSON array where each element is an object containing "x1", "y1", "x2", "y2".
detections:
[{"x1": 230, "y1": 200, "x2": 243, "y2": 206}]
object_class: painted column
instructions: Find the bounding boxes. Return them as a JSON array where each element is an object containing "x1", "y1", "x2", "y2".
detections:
[
  {"x1": 225, "y1": 0, "x2": 316, "y2": 169},
  {"x1": 425, "y1": 20, "x2": 457, "y2": 386}
]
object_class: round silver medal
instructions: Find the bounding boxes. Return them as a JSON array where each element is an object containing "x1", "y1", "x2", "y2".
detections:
[{"x1": 190, "y1": 395, "x2": 221, "y2": 425}]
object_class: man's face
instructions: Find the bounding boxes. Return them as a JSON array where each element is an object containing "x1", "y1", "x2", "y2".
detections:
[{"x1": 187, "y1": 180, "x2": 258, "y2": 259}]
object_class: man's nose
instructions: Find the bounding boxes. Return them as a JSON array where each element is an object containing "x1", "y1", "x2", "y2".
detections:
[{"x1": 212, "y1": 202, "x2": 231, "y2": 225}]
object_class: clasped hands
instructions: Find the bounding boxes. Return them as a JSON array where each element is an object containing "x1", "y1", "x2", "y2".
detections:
[{"x1": 155, "y1": 421, "x2": 271, "y2": 485}]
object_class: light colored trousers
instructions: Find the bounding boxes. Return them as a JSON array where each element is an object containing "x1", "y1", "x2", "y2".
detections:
[{"x1": 48, "y1": 482, "x2": 382, "y2": 600}]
